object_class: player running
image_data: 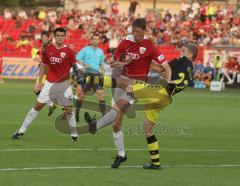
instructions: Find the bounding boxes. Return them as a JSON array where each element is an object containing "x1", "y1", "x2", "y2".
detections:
[{"x1": 12, "y1": 28, "x2": 82, "y2": 141}]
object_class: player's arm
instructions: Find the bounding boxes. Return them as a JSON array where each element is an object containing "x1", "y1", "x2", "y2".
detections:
[
  {"x1": 71, "y1": 63, "x2": 84, "y2": 84},
  {"x1": 100, "y1": 64, "x2": 105, "y2": 74},
  {"x1": 76, "y1": 48, "x2": 89, "y2": 68},
  {"x1": 109, "y1": 40, "x2": 132, "y2": 68},
  {"x1": 109, "y1": 61, "x2": 128, "y2": 68},
  {"x1": 71, "y1": 49, "x2": 84, "y2": 84},
  {"x1": 34, "y1": 63, "x2": 47, "y2": 93},
  {"x1": 78, "y1": 60, "x2": 89, "y2": 68},
  {"x1": 151, "y1": 49, "x2": 172, "y2": 83},
  {"x1": 99, "y1": 51, "x2": 105, "y2": 74}
]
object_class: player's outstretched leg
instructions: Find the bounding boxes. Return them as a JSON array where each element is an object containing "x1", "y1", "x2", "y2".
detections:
[
  {"x1": 12, "y1": 102, "x2": 45, "y2": 139},
  {"x1": 83, "y1": 108, "x2": 119, "y2": 134}
]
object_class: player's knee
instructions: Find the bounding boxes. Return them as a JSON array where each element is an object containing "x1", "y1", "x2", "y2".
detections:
[
  {"x1": 64, "y1": 107, "x2": 73, "y2": 115},
  {"x1": 113, "y1": 122, "x2": 122, "y2": 132},
  {"x1": 34, "y1": 102, "x2": 45, "y2": 111}
]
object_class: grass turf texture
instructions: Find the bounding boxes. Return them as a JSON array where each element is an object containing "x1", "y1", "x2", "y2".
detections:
[{"x1": 0, "y1": 80, "x2": 240, "y2": 186}]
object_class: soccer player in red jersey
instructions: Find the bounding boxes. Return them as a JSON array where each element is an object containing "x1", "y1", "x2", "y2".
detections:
[
  {"x1": 32, "y1": 31, "x2": 57, "y2": 116},
  {"x1": 106, "y1": 18, "x2": 171, "y2": 168},
  {"x1": 12, "y1": 28, "x2": 81, "y2": 141}
]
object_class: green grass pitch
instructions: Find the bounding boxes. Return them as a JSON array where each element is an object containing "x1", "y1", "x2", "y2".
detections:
[{"x1": 0, "y1": 80, "x2": 240, "y2": 186}]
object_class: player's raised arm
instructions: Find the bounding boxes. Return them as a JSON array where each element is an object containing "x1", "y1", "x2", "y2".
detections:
[{"x1": 150, "y1": 48, "x2": 172, "y2": 83}]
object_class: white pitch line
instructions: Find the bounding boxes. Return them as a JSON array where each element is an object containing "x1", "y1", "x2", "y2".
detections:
[
  {"x1": 1, "y1": 148, "x2": 240, "y2": 152},
  {"x1": 0, "y1": 164, "x2": 240, "y2": 172}
]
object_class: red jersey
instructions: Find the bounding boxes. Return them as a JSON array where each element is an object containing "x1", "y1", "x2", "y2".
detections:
[
  {"x1": 114, "y1": 35, "x2": 167, "y2": 80},
  {"x1": 42, "y1": 44, "x2": 76, "y2": 83}
]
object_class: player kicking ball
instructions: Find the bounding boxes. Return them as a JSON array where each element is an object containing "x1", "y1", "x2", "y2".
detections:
[
  {"x1": 70, "y1": 44, "x2": 198, "y2": 169},
  {"x1": 12, "y1": 28, "x2": 83, "y2": 141}
]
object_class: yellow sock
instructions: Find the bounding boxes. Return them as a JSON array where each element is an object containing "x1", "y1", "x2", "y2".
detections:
[{"x1": 146, "y1": 135, "x2": 160, "y2": 166}]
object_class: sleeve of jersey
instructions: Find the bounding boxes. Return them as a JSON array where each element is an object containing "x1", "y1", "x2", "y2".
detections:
[
  {"x1": 76, "y1": 48, "x2": 85, "y2": 61},
  {"x1": 69, "y1": 49, "x2": 77, "y2": 65},
  {"x1": 152, "y1": 48, "x2": 167, "y2": 65},
  {"x1": 100, "y1": 50, "x2": 105, "y2": 64},
  {"x1": 114, "y1": 40, "x2": 125, "y2": 60}
]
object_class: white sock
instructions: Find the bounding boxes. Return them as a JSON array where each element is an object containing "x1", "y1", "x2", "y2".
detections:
[
  {"x1": 48, "y1": 101, "x2": 54, "y2": 107},
  {"x1": 113, "y1": 131, "x2": 125, "y2": 157},
  {"x1": 19, "y1": 108, "x2": 39, "y2": 133},
  {"x1": 67, "y1": 112, "x2": 78, "y2": 137}
]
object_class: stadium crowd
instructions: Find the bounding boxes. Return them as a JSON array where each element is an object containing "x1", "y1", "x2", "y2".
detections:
[{"x1": 0, "y1": 0, "x2": 240, "y2": 85}]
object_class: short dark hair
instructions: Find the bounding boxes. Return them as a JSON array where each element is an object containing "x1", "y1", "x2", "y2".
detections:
[
  {"x1": 91, "y1": 33, "x2": 100, "y2": 39},
  {"x1": 132, "y1": 18, "x2": 147, "y2": 30},
  {"x1": 41, "y1": 31, "x2": 49, "y2": 37},
  {"x1": 185, "y1": 44, "x2": 198, "y2": 61},
  {"x1": 53, "y1": 27, "x2": 66, "y2": 35}
]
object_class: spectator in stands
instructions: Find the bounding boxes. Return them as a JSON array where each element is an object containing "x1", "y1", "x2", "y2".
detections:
[
  {"x1": 1, "y1": 2, "x2": 240, "y2": 59},
  {"x1": 107, "y1": 29, "x2": 119, "y2": 54},
  {"x1": 192, "y1": 0, "x2": 200, "y2": 16},
  {"x1": 128, "y1": 0, "x2": 139, "y2": 17},
  {"x1": 202, "y1": 62, "x2": 214, "y2": 87},
  {"x1": 111, "y1": 1, "x2": 119, "y2": 16},
  {"x1": 4, "y1": 8, "x2": 13, "y2": 20},
  {"x1": 181, "y1": 0, "x2": 191, "y2": 12},
  {"x1": 38, "y1": 8, "x2": 47, "y2": 20},
  {"x1": 18, "y1": 8, "x2": 28, "y2": 19}
]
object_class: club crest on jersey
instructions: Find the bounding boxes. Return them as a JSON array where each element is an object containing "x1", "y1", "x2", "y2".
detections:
[
  {"x1": 139, "y1": 47, "x2": 146, "y2": 54},
  {"x1": 60, "y1": 52, "x2": 66, "y2": 58}
]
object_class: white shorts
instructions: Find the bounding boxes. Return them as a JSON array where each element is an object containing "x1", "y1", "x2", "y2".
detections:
[
  {"x1": 111, "y1": 76, "x2": 135, "y2": 105},
  {"x1": 37, "y1": 80, "x2": 73, "y2": 106}
]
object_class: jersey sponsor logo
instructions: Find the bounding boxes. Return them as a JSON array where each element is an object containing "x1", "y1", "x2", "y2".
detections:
[
  {"x1": 50, "y1": 57, "x2": 62, "y2": 63},
  {"x1": 60, "y1": 52, "x2": 66, "y2": 58},
  {"x1": 126, "y1": 52, "x2": 139, "y2": 60},
  {"x1": 139, "y1": 47, "x2": 146, "y2": 54},
  {"x1": 157, "y1": 54, "x2": 165, "y2": 61}
]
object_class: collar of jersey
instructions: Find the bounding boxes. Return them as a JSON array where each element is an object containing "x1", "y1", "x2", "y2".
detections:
[{"x1": 126, "y1": 35, "x2": 148, "y2": 43}]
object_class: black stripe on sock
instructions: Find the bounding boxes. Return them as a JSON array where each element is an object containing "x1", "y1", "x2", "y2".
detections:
[
  {"x1": 152, "y1": 158, "x2": 160, "y2": 163},
  {"x1": 99, "y1": 76, "x2": 104, "y2": 87},
  {"x1": 112, "y1": 78, "x2": 117, "y2": 88},
  {"x1": 146, "y1": 135, "x2": 157, "y2": 144},
  {"x1": 150, "y1": 150, "x2": 159, "y2": 155}
]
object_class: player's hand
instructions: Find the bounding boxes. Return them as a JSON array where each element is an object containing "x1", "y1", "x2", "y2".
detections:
[
  {"x1": 105, "y1": 54, "x2": 115, "y2": 64},
  {"x1": 120, "y1": 53, "x2": 133, "y2": 65},
  {"x1": 34, "y1": 82, "x2": 43, "y2": 94}
]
